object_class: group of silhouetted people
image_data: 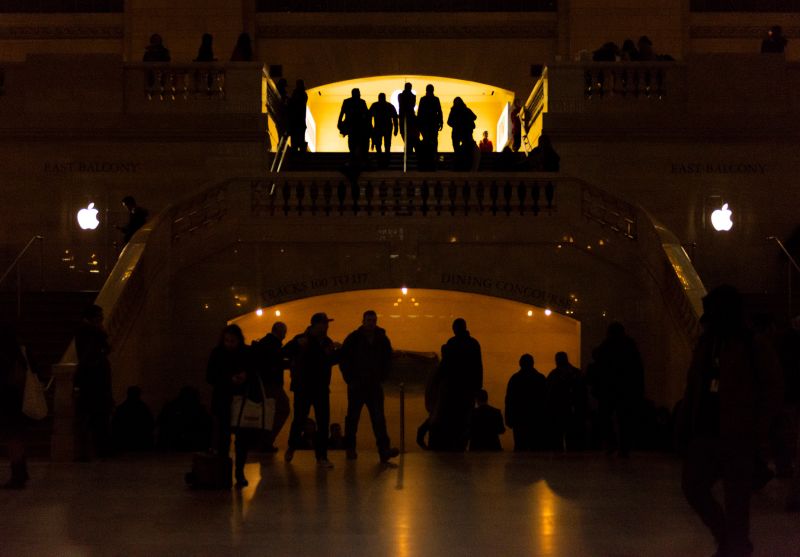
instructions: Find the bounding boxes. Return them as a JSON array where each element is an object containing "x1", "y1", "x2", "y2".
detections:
[
  {"x1": 205, "y1": 311, "x2": 400, "y2": 487},
  {"x1": 143, "y1": 32, "x2": 255, "y2": 63},
  {"x1": 591, "y1": 36, "x2": 674, "y2": 62}
]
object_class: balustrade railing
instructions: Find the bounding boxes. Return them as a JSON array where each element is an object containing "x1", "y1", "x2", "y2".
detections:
[
  {"x1": 580, "y1": 182, "x2": 637, "y2": 239},
  {"x1": 584, "y1": 64, "x2": 669, "y2": 100},
  {"x1": 522, "y1": 70, "x2": 547, "y2": 134},
  {"x1": 140, "y1": 65, "x2": 226, "y2": 101},
  {"x1": 172, "y1": 185, "x2": 229, "y2": 242},
  {"x1": 250, "y1": 177, "x2": 557, "y2": 217}
]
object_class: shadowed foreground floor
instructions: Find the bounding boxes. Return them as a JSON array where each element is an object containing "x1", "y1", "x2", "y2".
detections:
[{"x1": 0, "y1": 452, "x2": 798, "y2": 557}]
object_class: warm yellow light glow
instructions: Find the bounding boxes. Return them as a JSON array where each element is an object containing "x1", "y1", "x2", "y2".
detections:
[
  {"x1": 306, "y1": 75, "x2": 514, "y2": 152},
  {"x1": 544, "y1": 309, "x2": 552, "y2": 316},
  {"x1": 275, "y1": 310, "x2": 281, "y2": 317},
  {"x1": 527, "y1": 310, "x2": 534, "y2": 317},
  {"x1": 401, "y1": 287, "x2": 408, "y2": 296},
  {"x1": 255, "y1": 308, "x2": 263, "y2": 316}
]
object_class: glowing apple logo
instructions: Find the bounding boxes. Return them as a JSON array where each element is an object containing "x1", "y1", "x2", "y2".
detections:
[
  {"x1": 710, "y1": 203, "x2": 733, "y2": 232},
  {"x1": 77, "y1": 203, "x2": 100, "y2": 230}
]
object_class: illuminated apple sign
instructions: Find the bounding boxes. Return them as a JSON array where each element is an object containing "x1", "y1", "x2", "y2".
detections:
[
  {"x1": 77, "y1": 203, "x2": 100, "y2": 230},
  {"x1": 711, "y1": 203, "x2": 733, "y2": 232}
]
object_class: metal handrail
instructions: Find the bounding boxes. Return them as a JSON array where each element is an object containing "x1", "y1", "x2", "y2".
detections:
[
  {"x1": 0, "y1": 235, "x2": 44, "y2": 318},
  {"x1": 768, "y1": 236, "x2": 800, "y2": 274}
]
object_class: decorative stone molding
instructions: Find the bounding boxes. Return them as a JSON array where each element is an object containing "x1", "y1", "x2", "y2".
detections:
[
  {"x1": 0, "y1": 25, "x2": 123, "y2": 39},
  {"x1": 257, "y1": 23, "x2": 556, "y2": 39},
  {"x1": 690, "y1": 25, "x2": 800, "y2": 38}
]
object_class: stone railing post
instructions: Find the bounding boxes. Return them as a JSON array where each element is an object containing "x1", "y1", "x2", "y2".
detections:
[{"x1": 51, "y1": 363, "x2": 77, "y2": 462}]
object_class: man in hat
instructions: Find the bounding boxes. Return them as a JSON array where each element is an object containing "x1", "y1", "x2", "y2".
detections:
[
  {"x1": 283, "y1": 312, "x2": 340, "y2": 468},
  {"x1": 339, "y1": 310, "x2": 399, "y2": 463}
]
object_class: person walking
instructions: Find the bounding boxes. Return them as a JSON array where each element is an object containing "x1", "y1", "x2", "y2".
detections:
[
  {"x1": 339, "y1": 310, "x2": 399, "y2": 463},
  {"x1": 447, "y1": 97, "x2": 477, "y2": 170},
  {"x1": 338, "y1": 88, "x2": 370, "y2": 165},
  {"x1": 206, "y1": 324, "x2": 256, "y2": 487},
  {"x1": 417, "y1": 84, "x2": 443, "y2": 170},
  {"x1": 505, "y1": 354, "x2": 548, "y2": 451},
  {"x1": 253, "y1": 321, "x2": 291, "y2": 451},
  {"x1": 75, "y1": 304, "x2": 114, "y2": 459},
  {"x1": 680, "y1": 285, "x2": 783, "y2": 557},
  {"x1": 283, "y1": 313, "x2": 340, "y2": 468}
]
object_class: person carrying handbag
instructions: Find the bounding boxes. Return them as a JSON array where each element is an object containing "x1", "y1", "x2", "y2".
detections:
[{"x1": 207, "y1": 324, "x2": 269, "y2": 489}]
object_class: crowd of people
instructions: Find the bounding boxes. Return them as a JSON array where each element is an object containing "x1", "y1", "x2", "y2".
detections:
[{"x1": 3, "y1": 286, "x2": 800, "y2": 557}]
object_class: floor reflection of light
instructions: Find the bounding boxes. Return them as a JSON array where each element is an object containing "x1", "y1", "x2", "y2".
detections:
[{"x1": 534, "y1": 480, "x2": 558, "y2": 556}]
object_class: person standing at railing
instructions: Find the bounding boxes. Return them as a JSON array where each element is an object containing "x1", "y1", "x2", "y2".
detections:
[
  {"x1": 447, "y1": 97, "x2": 477, "y2": 171},
  {"x1": 369, "y1": 93, "x2": 399, "y2": 168},
  {"x1": 417, "y1": 84, "x2": 443, "y2": 171},
  {"x1": 398, "y1": 82, "x2": 419, "y2": 155},
  {"x1": 478, "y1": 131, "x2": 493, "y2": 153},
  {"x1": 194, "y1": 33, "x2": 216, "y2": 62},
  {"x1": 288, "y1": 79, "x2": 308, "y2": 153},
  {"x1": 75, "y1": 304, "x2": 114, "y2": 460},
  {"x1": 142, "y1": 33, "x2": 170, "y2": 62},
  {"x1": 230, "y1": 32, "x2": 253, "y2": 62},
  {"x1": 761, "y1": 25, "x2": 788, "y2": 54}
]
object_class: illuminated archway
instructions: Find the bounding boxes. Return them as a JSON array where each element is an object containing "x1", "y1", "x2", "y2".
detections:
[
  {"x1": 306, "y1": 76, "x2": 515, "y2": 153},
  {"x1": 231, "y1": 288, "x2": 580, "y2": 452}
]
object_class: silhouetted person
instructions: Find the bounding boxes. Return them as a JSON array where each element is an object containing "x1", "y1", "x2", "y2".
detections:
[
  {"x1": 230, "y1": 32, "x2": 253, "y2": 61},
  {"x1": 206, "y1": 324, "x2": 255, "y2": 487},
  {"x1": 143, "y1": 33, "x2": 170, "y2": 62},
  {"x1": 112, "y1": 386, "x2": 154, "y2": 452},
  {"x1": 478, "y1": 130, "x2": 493, "y2": 153},
  {"x1": 762, "y1": 25, "x2": 788, "y2": 54},
  {"x1": 194, "y1": 33, "x2": 216, "y2": 62},
  {"x1": 253, "y1": 322, "x2": 290, "y2": 451},
  {"x1": 417, "y1": 84, "x2": 443, "y2": 170},
  {"x1": 1, "y1": 328, "x2": 30, "y2": 488},
  {"x1": 469, "y1": 390, "x2": 505, "y2": 451},
  {"x1": 593, "y1": 42, "x2": 620, "y2": 62},
  {"x1": 156, "y1": 386, "x2": 211, "y2": 451},
  {"x1": 621, "y1": 39, "x2": 639, "y2": 61},
  {"x1": 429, "y1": 318, "x2": 483, "y2": 451},
  {"x1": 447, "y1": 97, "x2": 477, "y2": 170},
  {"x1": 75, "y1": 304, "x2": 113, "y2": 459},
  {"x1": 328, "y1": 423, "x2": 345, "y2": 450},
  {"x1": 369, "y1": 93, "x2": 399, "y2": 166},
  {"x1": 505, "y1": 354, "x2": 548, "y2": 451},
  {"x1": 288, "y1": 79, "x2": 308, "y2": 152},
  {"x1": 637, "y1": 36, "x2": 654, "y2": 61},
  {"x1": 340, "y1": 310, "x2": 399, "y2": 464},
  {"x1": 273, "y1": 77, "x2": 290, "y2": 139},
  {"x1": 593, "y1": 322, "x2": 644, "y2": 457},
  {"x1": 547, "y1": 352, "x2": 587, "y2": 451},
  {"x1": 398, "y1": 82, "x2": 418, "y2": 154},
  {"x1": 283, "y1": 312, "x2": 340, "y2": 469},
  {"x1": 338, "y1": 88, "x2": 370, "y2": 165},
  {"x1": 511, "y1": 98, "x2": 522, "y2": 152},
  {"x1": 118, "y1": 196, "x2": 148, "y2": 246},
  {"x1": 529, "y1": 134, "x2": 560, "y2": 172},
  {"x1": 680, "y1": 285, "x2": 783, "y2": 557}
]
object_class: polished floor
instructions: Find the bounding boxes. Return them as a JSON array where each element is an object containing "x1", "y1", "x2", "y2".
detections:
[{"x1": 1, "y1": 452, "x2": 798, "y2": 557}]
